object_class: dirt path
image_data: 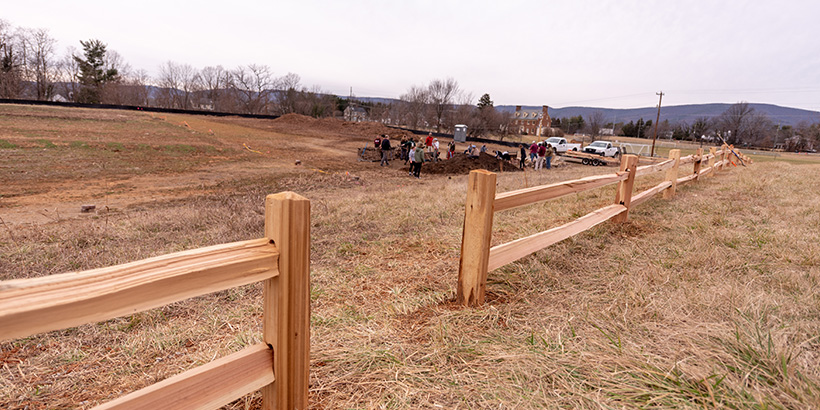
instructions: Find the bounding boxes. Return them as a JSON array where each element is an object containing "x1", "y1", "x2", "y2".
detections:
[{"x1": 0, "y1": 160, "x2": 292, "y2": 226}]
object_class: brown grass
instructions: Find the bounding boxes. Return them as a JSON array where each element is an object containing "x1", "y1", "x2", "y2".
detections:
[{"x1": 1, "y1": 105, "x2": 819, "y2": 409}]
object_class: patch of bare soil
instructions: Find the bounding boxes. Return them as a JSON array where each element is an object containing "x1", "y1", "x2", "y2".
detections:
[
  {"x1": 424, "y1": 152, "x2": 522, "y2": 174},
  {"x1": 227, "y1": 113, "x2": 420, "y2": 142},
  {"x1": 356, "y1": 149, "x2": 523, "y2": 175},
  {"x1": 0, "y1": 160, "x2": 287, "y2": 226}
]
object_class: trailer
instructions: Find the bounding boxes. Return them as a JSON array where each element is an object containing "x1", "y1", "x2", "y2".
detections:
[{"x1": 562, "y1": 150, "x2": 620, "y2": 166}]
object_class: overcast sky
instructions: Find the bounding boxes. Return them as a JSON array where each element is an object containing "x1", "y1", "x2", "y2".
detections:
[{"x1": 5, "y1": 0, "x2": 820, "y2": 111}]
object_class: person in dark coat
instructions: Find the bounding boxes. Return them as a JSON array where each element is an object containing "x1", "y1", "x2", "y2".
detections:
[
  {"x1": 380, "y1": 135, "x2": 391, "y2": 166},
  {"x1": 412, "y1": 141, "x2": 425, "y2": 178}
]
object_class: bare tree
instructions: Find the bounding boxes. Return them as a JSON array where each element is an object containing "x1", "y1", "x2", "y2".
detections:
[
  {"x1": 199, "y1": 65, "x2": 229, "y2": 111},
  {"x1": 388, "y1": 102, "x2": 405, "y2": 127},
  {"x1": 229, "y1": 64, "x2": 277, "y2": 114},
  {"x1": 691, "y1": 117, "x2": 711, "y2": 141},
  {"x1": 450, "y1": 91, "x2": 475, "y2": 133},
  {"x1": 19, "y1": 28, "x2": 57, "y2": 100},
  {"x1": 55, "y1": 46, "x2": 80, "y2": 101},
  {"x1": 368, "y1": 101, "x2": 392, "y2": 124},
  {"x1": 399, "y1": 85, "x2": 429, "y2": 129},
  {"x1": 156, "y1": 61, "x2": 181, "y2": 108},
  {"x1": 177, "y1": 63, "x2": 200, "y2": 109},
  {"x1": 799, "y1": 122, "x2": 820, "y2": 151},
  {"x1": 294, "y1": 85, "x2": 335, "y2": 118},
  {"x1": 715, "y1": 102, "x2": 772, "y2": 146},
  {"x1": 496, "y1": 110, "x2": 513, "y2": 139},
  {"x1": 0, "y1": 20, "x2": 24, "y2": 98},
  {"x1": 156, "y1": 61, "x2": 199, "y2": 109},
  {"x1": 117, "y1": 68, "x2": 150, "y2": 106},
  {"x1": 276, "y1": 72, "x2": 301, "y2": 115},
  {"x1": 99, "y1": 50, "x2": 138, "y2": 104},
  {"x1": 585, "y1": 110, "x2": 606, "y2": 138},
  {"x1": 427, "y1": 77, "x2": 459, "y2": 132}
]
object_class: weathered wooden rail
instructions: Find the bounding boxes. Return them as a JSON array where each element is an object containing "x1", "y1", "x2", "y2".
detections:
[
  {"x1": 457, "y1": 145, "x2": 752, "y2": 306},
  {"x1": 0, "y1": 192, "x2": 310, "y2": 410}
]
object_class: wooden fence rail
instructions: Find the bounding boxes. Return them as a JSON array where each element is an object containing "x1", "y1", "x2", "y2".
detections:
[
  {"x1": 457, "y1": 145, "x2": 751, "y2": 306},
  {"x1": 0, "y1": 192, "x2": 310, "y2": 410}
]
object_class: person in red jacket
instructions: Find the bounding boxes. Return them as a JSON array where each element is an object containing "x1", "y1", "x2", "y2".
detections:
[
  {"x1": 529, "y1": 141, "x2": 538, "y2": 166},
  {"x1": 535, "y1": 142, "x2": 547, "y2": 170},
  {"x1": 425, "y1": 133, "x2": 434, "y2": 153}
]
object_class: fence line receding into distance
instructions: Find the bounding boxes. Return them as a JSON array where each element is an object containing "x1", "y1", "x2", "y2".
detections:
[{"x1": 457, "y1": 144, "x2": 752, "y2": 306}]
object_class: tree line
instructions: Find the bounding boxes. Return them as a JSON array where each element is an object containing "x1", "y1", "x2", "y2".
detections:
[
  {"x1": 579, "y1": 103, "x2": 819, "y2": 152},
  {"x1": 1, "y1": 19, "x2": 818, "y2": 151},
  {"x1": 0, "y1": 20, "x2": 339, "y2": 116}
]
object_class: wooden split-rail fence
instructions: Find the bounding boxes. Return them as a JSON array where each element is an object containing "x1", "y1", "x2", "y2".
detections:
[
  {"x1": 0, "y1": 192, "x2": 310, "y2": 410},
  {"x1": 457, "y1": 144, "x2": 752, "y2": 306}
]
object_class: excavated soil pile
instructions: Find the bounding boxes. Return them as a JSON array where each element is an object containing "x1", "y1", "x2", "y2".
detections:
[
  {"x1": 424, "y1": 152, "x2": 522, "y2": 174},
  {"x1": 357, "y1": 147, "x2": 398, "y2": 162},
  {"x1": 357, "y1": 150, "x2": 521, "y2": 173}
]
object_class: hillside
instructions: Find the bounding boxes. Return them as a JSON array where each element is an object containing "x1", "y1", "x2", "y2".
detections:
[{"x1": 497, "y1": 103, "x2": 820, "y2": 126}]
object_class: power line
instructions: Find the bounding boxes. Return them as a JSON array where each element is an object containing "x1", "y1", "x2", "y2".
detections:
[{"x1": 651, "y1": 91, "x2": 664, "y2": 157}]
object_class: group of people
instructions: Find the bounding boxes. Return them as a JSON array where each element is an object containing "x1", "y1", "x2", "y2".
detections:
[
  {"x1": 375, "y1": 133, "x2": 555, "y2": 177},
  {"x1": 374, "y1": 133, "x2": 440, "y2": 178},
  {"x1": 520, "y1": 140, "x2": 554, "y2": 170}
]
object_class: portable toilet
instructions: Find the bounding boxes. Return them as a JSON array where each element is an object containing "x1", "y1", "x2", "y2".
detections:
[{"x1": 454, "y1": 124, "x2": 467, "y2": 142}]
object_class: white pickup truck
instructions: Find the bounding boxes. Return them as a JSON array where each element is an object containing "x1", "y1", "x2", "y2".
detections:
[
  {"x1": 544, "y1": 137, "x2": 581, "y2": 153},
  {"x1": 583, "y1": 141, "x2": 620, "y2": 157}
]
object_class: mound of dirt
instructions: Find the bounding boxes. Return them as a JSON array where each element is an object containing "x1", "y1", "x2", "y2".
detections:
[
  {"x1": 355, "y1": 149, "x2": 522, "y2": 174},
  {"x1": 273, "y1": 114, "x2": 419, "y2": 141},
  {"x1": 424, "y1": 152, "x2": 522, "y2": 174}
]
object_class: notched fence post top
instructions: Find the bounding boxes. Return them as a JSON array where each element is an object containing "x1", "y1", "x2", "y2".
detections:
[{"x1": 266, "y1": 191, "x2": 310, "y2": 203}]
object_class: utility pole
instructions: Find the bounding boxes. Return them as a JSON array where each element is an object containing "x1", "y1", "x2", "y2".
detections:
[{"x1": 650, "y1": 91, "x2": 664, "y2": 157}]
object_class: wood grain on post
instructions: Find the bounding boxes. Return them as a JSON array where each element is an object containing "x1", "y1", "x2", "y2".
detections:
[
  {"x1": 613, "y1": 155, "x2": 638, "y2": 223},
  {"x1": 457, "y1": 170, "x2": 497, "y2": 306},
  {"x1": 708, "y1": 147, "x2": 717, "y2": 176},
  {"x1": 631, "y1": 181, "x2": 673, "y2": 208},
  {"x1": 663, "y1": 149, "x2": 681, "y2": 199},
  {"x1": 0, "y1": 239, "x2": 278, "y2": 342},
  {"x1": 693, "y1": 148, "x2": 703, "y2": 181},
  {"x1": 676, "y1": 173, "x2": 698, "y2": 186},
  {"x1": 678, "y1": 154, "x2": 696, "y2": 165},
  {"x1": 263, "y1": 192, "x2": 310, "y2": 410},
  {"x1": 494, "y1": 172, "x2": 627, "y2": 212},
  {"x1": 488, "y1": 204, "x2": 626, "y2": 271},
  {"x1": 635, "y1": 158, "x2": 675, "y2": 177},
  {"x1": 721, "y1": 144, "x2": 728, "y2": 170}
]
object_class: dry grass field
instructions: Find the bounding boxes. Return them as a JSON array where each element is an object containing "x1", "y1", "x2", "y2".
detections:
[{"x1": 1, "y1": 104, "x2": 819, "y2": 409}]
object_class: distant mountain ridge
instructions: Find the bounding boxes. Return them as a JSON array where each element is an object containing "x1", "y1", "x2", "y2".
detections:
[{"x1": 495, "y1": 103, "x2": 820, "y2": 127}]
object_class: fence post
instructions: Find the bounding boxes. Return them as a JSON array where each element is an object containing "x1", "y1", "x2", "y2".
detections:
[
  {"x1": 663, "y1": 149, "x2": 681, "y2": 199},
  {"x1": 613, "y1": 154, "x2": 638, "y2": 223},
  {"x1": 263, "y1": 192, "x2": 310, "y2": 410},
  {"x1": 721, "y1": 144, "x2": 729, "y2": 170},
  {"x1": 457, "y1": 170, "x2": 497, "y2": 307},
  {"x1": 708, "y1": 147, "x2": 717, "y2": 176},
  {"x1": 693, "y1": 148, "x2": 703, "y2": 181}
]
